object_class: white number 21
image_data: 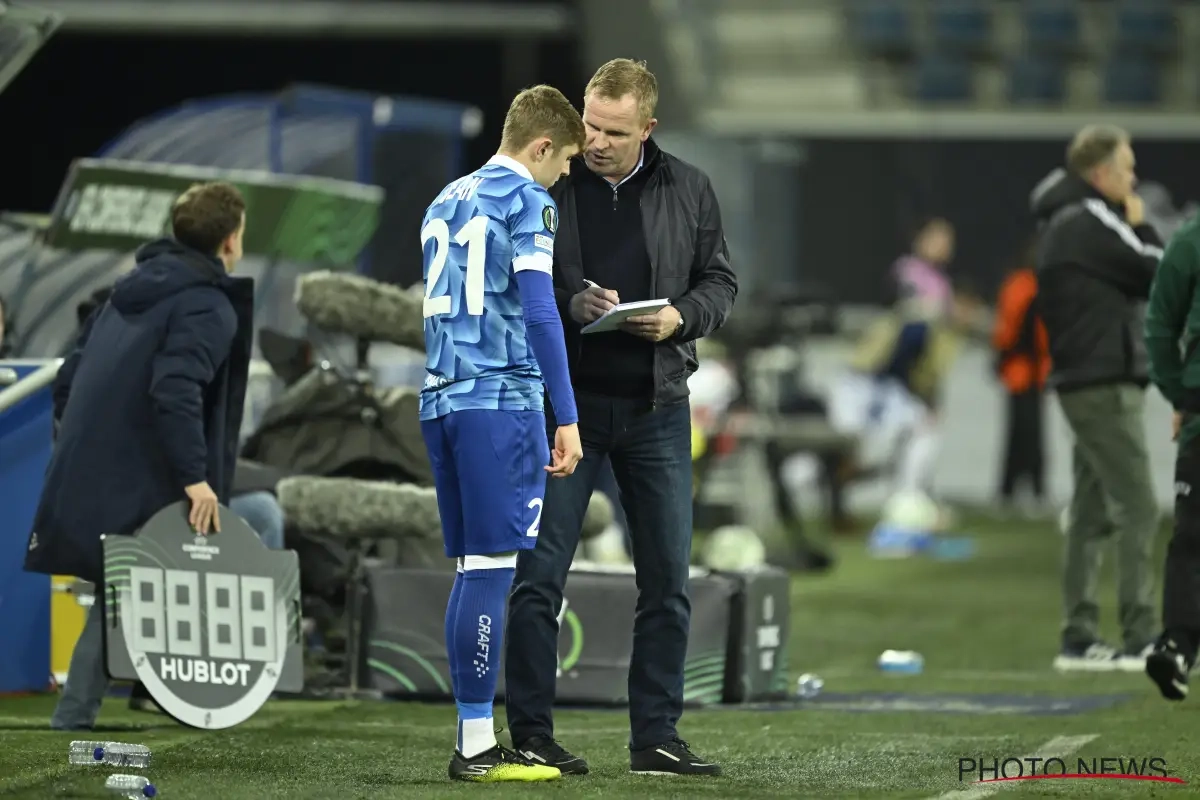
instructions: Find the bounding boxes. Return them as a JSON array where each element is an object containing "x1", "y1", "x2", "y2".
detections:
[{"x1": 421, "y1": 215, "x2": 489, "y2": 318}]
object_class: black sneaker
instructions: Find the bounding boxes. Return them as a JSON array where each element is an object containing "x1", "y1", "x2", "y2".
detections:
[
  {"x1": 1146, "y1": 637, "x2": 1192, "y2": 701},
  {"x1": 448, "y1": 743, "x2": 561, "y2": 782},
  {"x1": 515, "y1": 735, "x2": 590, "y2": 775},
  {"x1": 630, "y1": 738, "x2": 721, "y2": 776}
]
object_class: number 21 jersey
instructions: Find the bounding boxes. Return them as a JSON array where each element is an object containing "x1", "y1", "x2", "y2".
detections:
[{"x1": 418, "y1": 154, "x2": 560, "y2": 421}]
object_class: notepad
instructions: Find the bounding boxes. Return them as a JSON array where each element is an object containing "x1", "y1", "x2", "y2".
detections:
[{"x1": 580, "y1": 298, "x2": 671, "y2": 334}]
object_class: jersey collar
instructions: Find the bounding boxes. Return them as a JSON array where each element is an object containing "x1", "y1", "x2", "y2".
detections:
[{"x1": 486, "y1": 154, "x2": 534, "y2": 182}]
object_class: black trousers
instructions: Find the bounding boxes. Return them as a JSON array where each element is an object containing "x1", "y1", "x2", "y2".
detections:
[
  {"x1": 999, "y1": 389, "x2": 1045, "y2": 500},
  {"x1": 1164, "y1": 434, "x2": 1200, "y2": 659},
  {"x1": 505, "y1": 392, "x2": 693, "y2": 750}
]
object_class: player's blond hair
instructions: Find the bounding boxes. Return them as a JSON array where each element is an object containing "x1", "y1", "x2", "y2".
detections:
[
  {"x1": 500, "y1": 85, "x2": 585, "y2": 154},
  {"x1": 585, "y1": 58, "x2": 658, "y2": 122}
]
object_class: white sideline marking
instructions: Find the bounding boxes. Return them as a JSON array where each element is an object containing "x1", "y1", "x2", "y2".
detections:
[
  {"x1": 817, "y1": 667, "x2": 1088, "y2": 682},
  {"x1": 926, "y1": 734, "x2": 1099, "y2": 800}
]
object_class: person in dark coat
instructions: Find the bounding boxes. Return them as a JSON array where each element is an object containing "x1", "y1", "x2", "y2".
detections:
[{"x1": 25, "y1": 181, "x2": 254, "y2": 730}]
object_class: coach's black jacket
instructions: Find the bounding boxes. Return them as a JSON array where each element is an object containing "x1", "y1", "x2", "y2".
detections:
[
  {"x1": 25, "y1": 239, "x2": 253, "y2": 583},
  {"x1": 1031, "y1": 168, "x2": 1164, "y2": 393},
  {"x1": 549, "y1": 138, "x2": 738, "y2": 408}
]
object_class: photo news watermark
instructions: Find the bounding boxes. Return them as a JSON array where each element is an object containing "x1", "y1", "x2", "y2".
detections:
[{"x1": 959, "y1": 756, "x2": 1186, "y2": 786}]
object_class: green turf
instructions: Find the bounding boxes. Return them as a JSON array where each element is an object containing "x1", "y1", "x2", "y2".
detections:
[{"x1": 3, "y1": 516, "x2": 1197, "y2": 798}]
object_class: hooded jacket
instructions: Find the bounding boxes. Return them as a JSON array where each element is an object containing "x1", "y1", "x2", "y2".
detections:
[
  {"x1": 1030, "y1": 168, "x2": 1164, "y2": 392},
  {"x1": 24, "y1": 238, "x2": 253, "y2": 583}
]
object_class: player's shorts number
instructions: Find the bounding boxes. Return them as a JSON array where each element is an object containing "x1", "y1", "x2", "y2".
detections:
[
  {"x1": 421, "y1": 215, "x2": 489, "y2": 318},
  {"x1": 526, "y1": 497, "x2": 544, "y2": 538}
]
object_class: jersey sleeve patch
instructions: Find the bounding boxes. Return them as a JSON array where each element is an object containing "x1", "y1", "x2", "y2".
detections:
[
  {"x1": 533, "y1": 233, "x2": 554, "y2": 253},
  {"x1": 541, "y1": 205, "x2": 558, "y2": 234}
]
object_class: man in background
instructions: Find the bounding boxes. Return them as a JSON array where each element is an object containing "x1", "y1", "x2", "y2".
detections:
[
  {"x1": 992, "y1": 240, "x2": 1051, "y2": 514},
  {"x1": 504, "y1": 58, "x2": 736, "y2": 777},
  {"x1": 892, "y1": 217, "x2": 956, "y2": 315},
  {"x1": 25, "y1": 182, "x2": 254, "y2": 730},
  {"x1": 1031, "y1": 124, "x2": 1164, "y2": 673}
]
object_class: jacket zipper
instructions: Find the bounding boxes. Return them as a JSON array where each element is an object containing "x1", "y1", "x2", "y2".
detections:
[{"x1": 641, "y1": 190, "x2": 661, "y2": 411}]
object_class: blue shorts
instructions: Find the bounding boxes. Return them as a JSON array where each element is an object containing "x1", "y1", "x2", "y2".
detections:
[{"x1": 420, "y1": 409, "x2": 551, "y2": 558}]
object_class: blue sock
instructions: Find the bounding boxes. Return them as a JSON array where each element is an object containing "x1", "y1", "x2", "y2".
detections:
[
  {"x1": 444, "y1": 565, "x2": 465, "y2": 697},
  {"x1": 452, "y1": 564, "x2": 516, "y2": 757}
]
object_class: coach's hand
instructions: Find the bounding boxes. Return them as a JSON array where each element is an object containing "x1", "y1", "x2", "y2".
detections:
[
  {"x1": 547, "y1": 423, "x2": 583, "y2": 478},
  {"x1": 1126, "y1": 194, "x2": 1145, "y2": 226},
  {"x1": 185, "y1": 481, "x2": 221, "y2": 535},
  {"x1": 569, "y1": 286, "x2": 619, "y2": 324},
  {"x1": 621, "y1": 305, "x2": 681, "y2": 342}
]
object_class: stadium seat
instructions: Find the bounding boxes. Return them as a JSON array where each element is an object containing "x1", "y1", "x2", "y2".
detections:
[
  {"x1": 1008, "y1": 55, "x2": 1067, "y2": 104},
  {"x1": 914, "y1": 55, "x2": 974, "y2": 102},
  {"x1": 1113, "y1": 0, "x2": 1177, "y2": 55},
  {"x1": 850, "y1": 0, "x2": 915, "y2": 58},
  {"x1": 1102, "y1": 57, "x2": 1163, "y2": 105},
  {"x1": 1022, "y1": 0, "x2": 1082, "y2": 55},
  {"x1": 929, "y1": 0, "x2": 993, "y2": 54}
]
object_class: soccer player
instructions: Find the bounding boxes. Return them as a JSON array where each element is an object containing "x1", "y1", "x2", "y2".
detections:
[{"x1": 419, "y1": 85, "x2": 585, "y2": 782}]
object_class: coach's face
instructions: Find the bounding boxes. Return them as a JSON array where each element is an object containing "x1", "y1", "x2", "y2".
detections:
[
  {"x1": 582, "y1": 91, "x2": 655, "y2": 180},
  {"x1": 1096, "y1": 141, "x2": 1137, "y2": 203}
]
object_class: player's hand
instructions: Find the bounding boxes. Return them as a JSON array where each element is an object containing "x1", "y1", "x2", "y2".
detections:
[
  {"x1": 569, "y1": 286, "x2": 619, "y2": 325},
  {"x1": 620, "y1": 305, "x2": 681, "y2": 342},
  {"x1": 185, "y1": 481, "x2": 220, "y2": 535},
  {"x1": 1173, "y1": 411, "x2": 1183, "y2": 442},
  {"x1": 546, "y1": 424, "x2": 583, "y2": 478},
  {"x1": 1125, "y1": 194, "x2": 1145, "y2": 226}
]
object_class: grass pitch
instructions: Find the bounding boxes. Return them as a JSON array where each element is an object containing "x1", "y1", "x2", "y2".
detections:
[{"x1": 2, "y1": 515, "x2": 1197, "y2": 798}]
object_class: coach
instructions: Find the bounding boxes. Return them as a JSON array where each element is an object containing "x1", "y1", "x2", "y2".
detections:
[
  {"x1": 1032, "y1": 125, "x2": 1163, "y2": 673},
  {"x1": 504, "y1": 59, "x2": 736, "y2": 777},
  {"x1": 26, "y1": 181, "x2": 254, "y2": 730}
]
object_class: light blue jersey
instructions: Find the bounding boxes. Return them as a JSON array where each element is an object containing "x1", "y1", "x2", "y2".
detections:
[{"x1": 419, "y1": 155, "x2": 559, "y2": 421}]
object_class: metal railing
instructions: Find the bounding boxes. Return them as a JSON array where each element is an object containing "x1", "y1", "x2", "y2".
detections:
[{"x1": 0, "y1": 360, "x2": 62, "y2": 414}]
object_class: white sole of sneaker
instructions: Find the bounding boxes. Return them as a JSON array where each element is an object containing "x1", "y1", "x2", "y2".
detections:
[
  {"x1": 1052, "y1": 656, "x2": 1119, "y2": 672},
  {"x1": 631, "y1": 771, "x2": 685, "y2": 776}
]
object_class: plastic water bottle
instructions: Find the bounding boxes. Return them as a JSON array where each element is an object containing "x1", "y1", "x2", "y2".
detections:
[
  {"x1": 69, "y1": 742, "x2": 152, "y2": 768},
  {"x1": 105, "y1": 774, "x2": 157, "y2": 798},
  {"x1": 796, "y1": 673, "x2": 824, "y2": 699},
  {"x1": 878, "y1": 650, "x2": 924, "y2": 674}
]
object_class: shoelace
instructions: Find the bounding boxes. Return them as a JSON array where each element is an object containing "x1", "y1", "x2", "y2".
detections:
[{"x1": 666, "y1": 738, "x2": 696, "y2": 757}]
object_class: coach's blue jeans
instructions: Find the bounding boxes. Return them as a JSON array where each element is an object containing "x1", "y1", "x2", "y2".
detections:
[
  {"x1": 505, "y1": 392, "x2": 694, "y2": 751},
  {"x1": 230, "y1": 491, "x2": 286, "y2": 551}
]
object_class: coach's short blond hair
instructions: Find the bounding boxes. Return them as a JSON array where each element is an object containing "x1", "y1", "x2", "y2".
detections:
[
  {"x1": 585, "y1": 58, "x2": 658, "y2": 122},
  {"x1": 500, "y1": 85, "x2": 585, "y2": 153},
  {"x1": 1067, "y1": 125, "x2": 1130, "y2": 174}
]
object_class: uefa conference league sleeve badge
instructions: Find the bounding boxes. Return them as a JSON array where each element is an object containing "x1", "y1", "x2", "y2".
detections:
[{"x1": 101, "y1": 502, "x2": 304, "y2": 730}]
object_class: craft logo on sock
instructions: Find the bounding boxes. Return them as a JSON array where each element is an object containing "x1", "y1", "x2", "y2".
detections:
[
  {"x1": 959, "y1": 756, "x2": 1184, "y2": 785},
  {"x1": 473, "y1": 614, "x2": 492, "y2": 678}
]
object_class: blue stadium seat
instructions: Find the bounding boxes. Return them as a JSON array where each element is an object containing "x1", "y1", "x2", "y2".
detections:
[
  {"x1": 1008, "y1": 56, "x2": 1067, "y2": 104},
  {"x1": 1022, "y1": 0, "x2": 1081, "y2": 55},
  {"x1": 851, "y1": 0, "x2": 914, "y2": 57},
  {"x1": 1102, "y1": 57, "x2": 1163, "y2": 105},
  {"x1": 914, "y1": 55, "x2": 974, "y2": 102},
  {"x1": 930, "y1": 0, "x2": 993, "y2": 53},
  {"x1": 1113, "y1": 0, "x2": 1177, "y2": 55}
]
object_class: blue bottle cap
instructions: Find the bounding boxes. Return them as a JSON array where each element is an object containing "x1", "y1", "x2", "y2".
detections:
[
  {"x1": 144, "y1": 784, "x2": 157, "y2": 798},
  {"x1": 93, "y1": 747, "x2": 104, "y2": 761}
]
